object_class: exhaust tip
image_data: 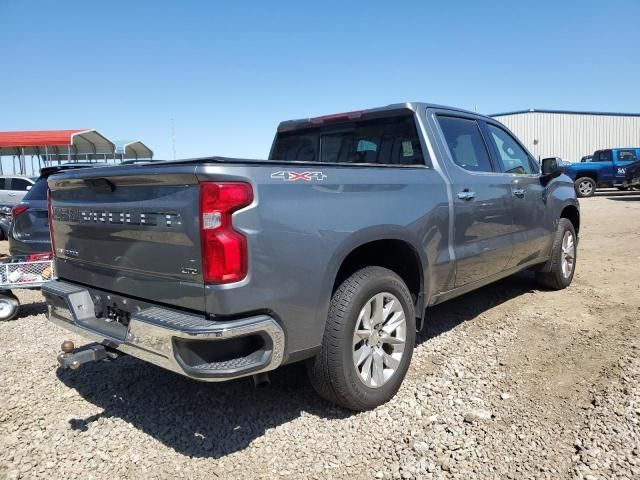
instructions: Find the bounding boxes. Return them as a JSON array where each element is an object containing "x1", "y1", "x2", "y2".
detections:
[{"x1": 252, "y1": 372, "x2": 270, "y2": 388}]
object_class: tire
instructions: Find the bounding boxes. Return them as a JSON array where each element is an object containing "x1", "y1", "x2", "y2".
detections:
[
  {"x1": 574, "y1": 177, "x2": 596, "y2": 198},
  {"x1": 0, "y1": 291, "x2": 19, "y2": 321},
  {"x1": 536, "y1": 218, "x2": 577, "y2": 290},
  {"x1": 307, "y1": 266, "x2": 416, "y2": 411}
]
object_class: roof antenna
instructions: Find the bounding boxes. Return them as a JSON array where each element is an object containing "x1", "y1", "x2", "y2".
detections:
[
  {"x1": 171, "y1": 118, "x2": 177, "y2": 160},
  {"x1": 474, "y1": 105, "x2": 478, "y2": 112}
]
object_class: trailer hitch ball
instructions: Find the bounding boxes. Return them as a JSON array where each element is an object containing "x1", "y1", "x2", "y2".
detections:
[{"x1": 61, "y1": 340, "x2": 75, "y2": 353}]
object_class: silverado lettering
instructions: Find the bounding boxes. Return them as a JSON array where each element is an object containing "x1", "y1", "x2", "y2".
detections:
[{"x1": 52, "y1": 207, "x2": 182, "y2": 227}]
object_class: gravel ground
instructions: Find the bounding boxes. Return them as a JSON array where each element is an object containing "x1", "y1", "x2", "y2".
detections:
[{"x1": 1, "y1": 191, "x2": 639, "y2": 480}]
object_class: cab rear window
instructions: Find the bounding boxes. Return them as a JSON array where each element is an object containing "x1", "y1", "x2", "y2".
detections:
[{"x1": 271, "y1": 114, "x2": 426, "y2": 166}]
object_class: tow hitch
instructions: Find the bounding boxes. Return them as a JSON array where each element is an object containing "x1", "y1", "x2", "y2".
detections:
[{"x1": 56, "y1": 341, "x2": 119, "y2": 370}]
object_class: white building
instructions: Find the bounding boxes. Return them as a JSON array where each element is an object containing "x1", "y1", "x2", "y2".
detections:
[{"x1": 491, "y1": 109, "x2": 640, "y2": 162}]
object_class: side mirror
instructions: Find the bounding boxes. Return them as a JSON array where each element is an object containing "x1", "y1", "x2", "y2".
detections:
[
  {"x1": 541, "y1": 157, "x2": 561, "y2": 175},
  {"x1": 26, "y1": 185, "x2": 31, "y2": 191},
  {"x1": 540, "y1": 157, "x2": 563, "y2": 185}
]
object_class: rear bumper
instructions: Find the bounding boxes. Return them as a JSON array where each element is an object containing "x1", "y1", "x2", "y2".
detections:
[{"x1": 42, "y1": 280, "x2": 285, "y2": 381}]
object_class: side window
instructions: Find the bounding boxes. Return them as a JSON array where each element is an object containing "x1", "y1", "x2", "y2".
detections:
[
  {"x1": 438, "y1": 116, "x2": 493, "y2": 172},
  {"x1": 11, "y1": 178, "x2": 32, "y2": 191},
  {"x1": 594, "y1": 150, "x2": 612, "y2": 162},
  {"x1": 617, "y1": 149, "x2": 637, "y2": 162},
  {"x1": 487, "y1": 125, "x2": 534, "y2": 174},
  {"x1": 0, "y1": 179, "x2": 7, "y2": 190}
]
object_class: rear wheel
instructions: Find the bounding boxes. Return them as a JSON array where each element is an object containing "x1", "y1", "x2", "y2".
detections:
[
  {"x1": 574, "y1": 177, "x2": 596, "y2": 198},
  {"x1": 0, "y1": 292, "x2": 19, "y2": 321},
  {"x1": 536, "y1": 218, "x2": 577, "y2": 290},
  {"x1": 307, "y1": 266, "x2": 415, "y2": 411}
]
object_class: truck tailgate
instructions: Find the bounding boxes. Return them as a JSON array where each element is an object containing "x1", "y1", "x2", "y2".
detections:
[{"x1": 48, "y1": 165, "x2": 205, "y2": 311}]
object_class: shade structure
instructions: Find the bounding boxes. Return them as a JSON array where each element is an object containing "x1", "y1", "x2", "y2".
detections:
[
  {"x1": 0, "y1": 129, "x2": 115, "y2": 157},
  {"x1": 115, "y1": 140, "x2": 153, "y2": 159}
]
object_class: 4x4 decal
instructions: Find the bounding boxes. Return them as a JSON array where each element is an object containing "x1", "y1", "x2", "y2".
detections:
[{"x1": 271, "y1": 171, "x2": 327, "y2": 182}]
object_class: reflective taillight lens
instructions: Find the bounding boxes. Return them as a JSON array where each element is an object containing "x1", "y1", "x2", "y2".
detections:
[
  {"x1": 11, "y1": 204, "x2": 28, "y2": 217},
  {"x1": 199, "y1": 182, "x2": 253, "y2": 284}
]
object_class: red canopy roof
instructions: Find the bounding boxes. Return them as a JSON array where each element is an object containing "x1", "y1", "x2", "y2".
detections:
[
  {"x1": 0, "y1": 129, "x2": 115, "y2": 156},
  {"x1": 0, "y1": 129, "x2": 87, "y2": 147}
]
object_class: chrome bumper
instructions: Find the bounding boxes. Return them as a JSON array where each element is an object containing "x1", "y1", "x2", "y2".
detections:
[{"x1": 42, "y1": 280, "x2": 285, "y2": 381}]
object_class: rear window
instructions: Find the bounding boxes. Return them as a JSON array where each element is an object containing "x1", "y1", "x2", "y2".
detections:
[
  {"x1": 271, "y1": 114, "x2": 425, "y2": 166},
  {"x1": 23, "y1": 177, "x2": 48, "y2": 201}
]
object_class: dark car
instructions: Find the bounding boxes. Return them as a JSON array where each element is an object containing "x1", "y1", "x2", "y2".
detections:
[
  {"x1": 9, "y1": 164, "x2": 102, "y2": 255},
  {"x1": 624, "y1": 160, "x2": 640, "y2": 190},
  {"x1": 0, "y1": 205, "x2": 12, "y2": 240}
]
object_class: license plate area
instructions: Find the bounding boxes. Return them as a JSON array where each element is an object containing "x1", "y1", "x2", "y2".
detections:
[{"x1": 106, "y1": 305, "x2": 131, "y2": 327}]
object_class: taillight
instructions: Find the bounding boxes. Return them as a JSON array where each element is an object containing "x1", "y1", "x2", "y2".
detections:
[
  {"x1": 11, "y1": 204, "x2": 28, "y2": 217},
  {"x1": 199, "y1": 182, "x2": 253, "y2": 284},
  {"x1": 27, "y1": 253, "x2": 53, "y2": 261},
  {"x1": 48, "y1": 189, "x2": 56, "y2": 256}
]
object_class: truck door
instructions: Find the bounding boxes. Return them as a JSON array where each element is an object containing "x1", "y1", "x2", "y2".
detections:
[
  {"x1": 436, "y1": 115, "x2": 514, "y2": 287},
  {"x1": 613, "y1": 149, "x2": 639, "y2": 185},
  {"x1": 482, "y1": 122, "x2": 552, "y2": 266},
  {"x1": 593, "y1": 150, "x2": 615, "y2": 184}
]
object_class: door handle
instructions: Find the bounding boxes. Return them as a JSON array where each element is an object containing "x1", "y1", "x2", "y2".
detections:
[
  {"x1": 512, "y1": 188, "x2": 525, "y2": 198},
  {"x1": 457, "y1": 190, "x2": 476, "y2": 201}
]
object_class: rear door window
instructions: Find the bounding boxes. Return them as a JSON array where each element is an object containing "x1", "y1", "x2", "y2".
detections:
[
  {"x1": 0, "y1": 179, "x2": 7, "y2": 190},
  {"x1": 271, "y1": 114, "x2": 425, "y2": 166},
  {"x1": 437, "y1": 116, "x2": 493, "y2": 172},
  {"x1": 617, "y1": 149, "x2": 638, "y2": 162}
]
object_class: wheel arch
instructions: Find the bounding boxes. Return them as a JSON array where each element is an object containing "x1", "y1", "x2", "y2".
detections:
[
  {"x1": 560, "y1": 204, "x2": 580, "y2": 236},
  {"x1": 575, "y1": 171, "x2": 598, "y2": 183},
  {"x1": 326, "y1": 228, "x2": 427, "y2": 322}
]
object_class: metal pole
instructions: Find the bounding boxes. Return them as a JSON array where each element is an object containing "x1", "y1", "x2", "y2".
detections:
[{"x1": 20, "y1": 148, "x2": 25, "y2": 175}]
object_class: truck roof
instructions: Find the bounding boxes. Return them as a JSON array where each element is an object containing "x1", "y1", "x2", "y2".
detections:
[{"x1": 276, "y1": 102, "x2": 484, "y2": 132}]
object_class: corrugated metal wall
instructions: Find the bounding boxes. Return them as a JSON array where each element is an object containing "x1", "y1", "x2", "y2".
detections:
[{"x1": 492, "y1": 112, "x2": 640, "y2": 162}]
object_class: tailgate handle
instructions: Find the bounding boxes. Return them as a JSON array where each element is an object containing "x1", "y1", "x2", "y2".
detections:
[{"x1": 84, "y1": 178, "x2": 115, "y2": 193}]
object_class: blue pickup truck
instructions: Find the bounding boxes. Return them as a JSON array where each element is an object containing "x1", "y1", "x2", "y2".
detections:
[{"x1": 564, "y1": 148, "x2": 640, "y2": 197}]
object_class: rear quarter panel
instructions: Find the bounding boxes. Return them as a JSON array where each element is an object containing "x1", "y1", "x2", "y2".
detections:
[{"x1": 195, "y1": 163, "x2": 450, "y2": 361}]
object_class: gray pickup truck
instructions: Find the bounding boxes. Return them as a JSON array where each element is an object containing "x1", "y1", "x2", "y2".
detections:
[{"x1": 43, "y1": 103, "x2": 579, "y2": 410}]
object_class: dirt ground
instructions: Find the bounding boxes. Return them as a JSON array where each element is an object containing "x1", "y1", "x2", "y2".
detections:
[{"x1": 0, "y1": 189, "x2": 639, "y2": 479}]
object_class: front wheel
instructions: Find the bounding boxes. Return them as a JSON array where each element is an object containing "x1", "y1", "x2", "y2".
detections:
[
  {"x1": 0, "y1": 291, "x2": 19, "y2": 321},
  {"x1": 307, "y1": 266, "x2": 416, "y2": 411},
  {"x1": 574, "y1": 177, "x2": 596, "y2": 198},
  {"x1": 536, "y1": 218, "x2": 577, "y2": 290}
]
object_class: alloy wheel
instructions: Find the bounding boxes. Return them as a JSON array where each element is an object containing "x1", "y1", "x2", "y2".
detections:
[{"x1": 352, "y1": 292, "x2": 407, "y2": 388}]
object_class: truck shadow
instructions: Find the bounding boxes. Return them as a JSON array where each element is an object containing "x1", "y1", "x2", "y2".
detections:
[
  {"x1": 57, "y1": 359, "x2": 348, "y2": 459},
  {"x1": 594, "y1": 190, "x2": 639, "y2": 198},
  {"x1": 606, "y1": 195, "x2": 640, "y2": 202},
  {"x1": 57, "y1": 272, "x2": 536, "y2": 458},
  {"x1": 417, "y1": 271, "x2": 535, "y2": 344}
]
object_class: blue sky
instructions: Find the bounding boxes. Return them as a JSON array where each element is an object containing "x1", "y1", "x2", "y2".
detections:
[{"x1": 1, "y1": 0, "x2": 639, "y2": 160}]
